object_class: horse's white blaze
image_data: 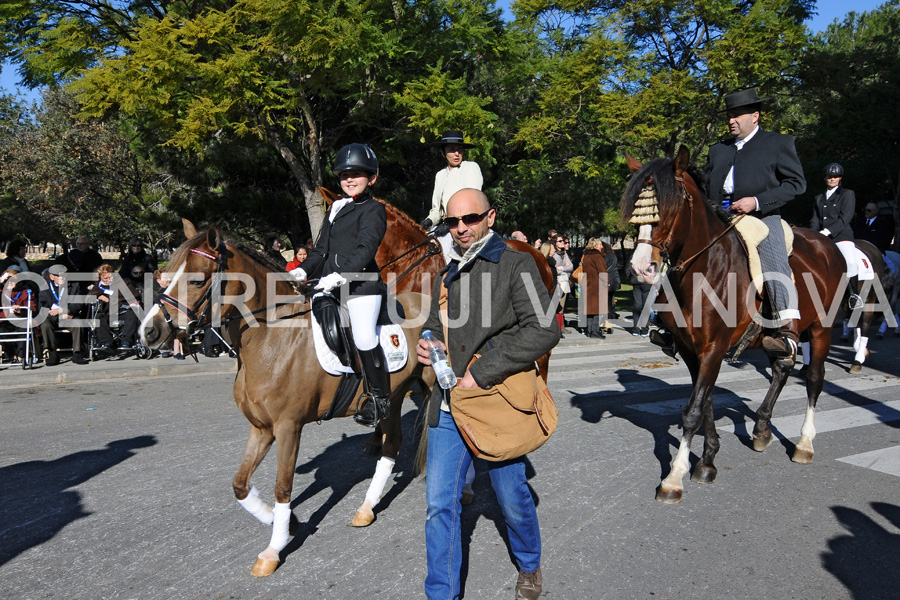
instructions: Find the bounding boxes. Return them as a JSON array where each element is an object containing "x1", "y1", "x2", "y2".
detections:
[
  {"x1": 237, "y1": 484, "x2": 274, "y2": 525},
  {"x1": 364, "y1": 456, "x2": 395, "y2": 505}
]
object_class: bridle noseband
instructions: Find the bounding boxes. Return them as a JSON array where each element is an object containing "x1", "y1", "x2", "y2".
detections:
[{"x1": 155, "y1": 244, "x2": 229, "y2": 344}]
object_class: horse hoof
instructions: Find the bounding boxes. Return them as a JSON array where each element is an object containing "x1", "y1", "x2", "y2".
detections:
[
  {"x1": 752, "y1": 432, "x2": 773, "y2": 452},
  {"x1": 461, "y1": 491, "x2": 475, "y2": 506},
  {"x1": 655, "y1": 486, "x2": 683, "y2": 504},
  {"x1": 690, "y1": 465, "x2": 717, "y2": 484},
  {"x1": 849, "y1": 361, "x2": 862, "y2": 374},
  {"x1": 250, "y1": 556, "x2": 280, "y2": 577},
  {"x1": 350, "y1": 508, "x2": 375, "y2": 527},
  {"x1": 792, "y1": 448, "x2": 814, "y2": 464}
]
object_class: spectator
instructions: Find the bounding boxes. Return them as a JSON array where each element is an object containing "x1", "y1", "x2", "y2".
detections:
[
  {"x1": 88, "y1": 264, "x2": 141, "y2": 353},
  {"x1": 627, "y1": 261, "x2": 654, "y2": 337},
  {"x1": 1, "y1": 268, "x2": 38, "y2": 363},
  {"x1": 286, "y1": 245, "x2": 309, "y2": 271},
  {"x1": 510, "y1": 231, "x2": 528, "y2": 243},
  {"x1": 267, "y1": 238, "x2": 289, "y2": 269},
  {"x1": 551, "y1": 235, "x2": 573, "y2": 316},
  {"x1": 153, "y1": 270, "x2": 185, "y2": 360},
  {"x1": 119, "y1": 238, "x2": 158, "y2": 279},
  {"x1": 853, "y1": 202, "x2": 893, "y2": 254},
  {"x1": 539, "y1": 241, "x2": 562, "y2": 335},
  {"x1": 38, "y1": 264, "x2": 88, "y2": 366},
  {"x1": 67, "y1": 236, "x2": 103, "y2": 291},
  {"x1": 601, "y1": 241, "x2": 621, "y2": 321},
  {"x1": 580, "y1": 237, "x2": 607, "y2": 339},
  {"x1": 0, "y1": 240, "x2": 30, "y2": 273}
]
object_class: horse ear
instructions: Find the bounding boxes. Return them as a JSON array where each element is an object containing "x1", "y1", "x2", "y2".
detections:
[
  {"x1": 183, "y1": 218, "x2": 198, "y2": 239},
  {"x1": 625, "y1": 153, "x2": 643, "y2": 173},
  {"x1": 207, "y1": 227, "x2": 222, "y2": 250},
  {"x1": 673, "y1": 145, "x2": 690, "y2": 176},
  {"x1": 318, "y1": 186, "x2": 339, "y2": 207}
]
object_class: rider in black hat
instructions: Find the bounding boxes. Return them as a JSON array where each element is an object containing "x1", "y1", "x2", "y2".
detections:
[{"x1": 420, "y1": 130, "x2": 483, "y2": 260}]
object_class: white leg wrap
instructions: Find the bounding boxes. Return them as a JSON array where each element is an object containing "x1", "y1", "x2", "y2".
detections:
[
  {"x1": 364, "y1": 456, "x2": 396, "y2": 506},
  {"x1": 800, "y1": 341, "x2": 810, "y2": 366},
  {"x1": 268, "y1": 502, "x2": 292, "y2": 553},
  {"x1": 853, "y1": 328, "x2": 862, "y2": 352},
  {"x1": 854, "y1": 336, "x2": 868, "y2": 364},
  {"x1": 800, "y1": 406, "x2": 817, "y2": 441},
  {"x1": 237, "y1": 485, "x2": 274, "y2": 525}
]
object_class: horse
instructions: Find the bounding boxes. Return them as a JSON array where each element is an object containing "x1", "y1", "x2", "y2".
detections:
[
  {"x1": 837, "y1": 239, "x2": 889, "y2": 374},
  {"x1": 623, "y1": 146, "x2": 850, "y2": 504},
  {"x1": 139, "y1": 219, "x2": 434, "y2": 577}
]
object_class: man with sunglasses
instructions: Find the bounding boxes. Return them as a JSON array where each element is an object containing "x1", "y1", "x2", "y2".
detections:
[
  {"x1": 420, "y1": 130, "x2": 484, "y2": 260},
  {"x1": 416, "y1": 188, "x2": 559, "y2": 600}
]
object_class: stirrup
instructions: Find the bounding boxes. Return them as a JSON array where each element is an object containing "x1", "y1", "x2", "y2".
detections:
[
  {"x1": 649, "y1": 329, "x2": 678, "y2": 359},
  {"x1": 848, "y1": 293, "x2": 864, "y2": 311},
  {"x1": 762, "y1": 332, "x2": 798, "y2": 361},
  {"x1": 353, "y1": 395, "x2": 389, "y2": 428}
]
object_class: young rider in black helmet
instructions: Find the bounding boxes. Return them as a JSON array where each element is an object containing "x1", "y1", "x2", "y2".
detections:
[{"x1": 290, "y1": 143, "x2": 391, "y2": 427}]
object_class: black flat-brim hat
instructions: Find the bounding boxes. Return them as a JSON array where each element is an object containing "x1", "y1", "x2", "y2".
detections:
[
  {"x1": 722, "y1": 88, "x2": 770, "y2": 112},
  {"x1": 429, "y1": 130, "x2": 476, "y2": 149}
]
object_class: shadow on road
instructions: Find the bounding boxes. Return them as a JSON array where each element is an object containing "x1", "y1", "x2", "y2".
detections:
[
  {"x1": 822, "y1": 502, "x2": 900, "y2": 600},
  {"x1": 0, "y1": 435, "x2": 158, "y2": 566}
]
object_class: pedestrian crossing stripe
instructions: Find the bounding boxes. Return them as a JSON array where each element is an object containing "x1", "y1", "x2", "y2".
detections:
[{"x1": 837, "y1": 446, "x2": 900, "y2": 478}]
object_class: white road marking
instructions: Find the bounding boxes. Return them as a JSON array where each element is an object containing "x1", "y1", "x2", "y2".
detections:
[{"x1": 837, "y1": 446, "x2": 900, "y2": 478}]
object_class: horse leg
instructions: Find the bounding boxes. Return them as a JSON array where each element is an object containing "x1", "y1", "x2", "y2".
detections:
[
  {"x1": 794, "y1": 328, "x2": 830, "y2": 463},
  {"x1": 233, "y1": 425, "x2": 276, "y2": 524},
  {"x1": 690, "y1": 389, "x2": 720, "y2": 484},
  {"x1": 351, "y1": 382, "x2": 408, "y2": 527},
  {"x1": 751, "y1": 355, "x2": 793, "y2": 452},
  {"x1": 657, "y1": 353, "x2": 718, "y2": 503},
  {"x1": 849, "y1": 312, "x2": 873, "y2": 374},
  {"x1": 250, "y1": 421, "x2": 302, "y2": 577}
]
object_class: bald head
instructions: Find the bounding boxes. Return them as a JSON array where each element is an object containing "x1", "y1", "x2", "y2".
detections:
[
  {"x1": 446, "y1": 188, "x2": 495, "y2": 251},
  {"x1": 511, "y1": 231, "x2": 528, "y2": 243}
]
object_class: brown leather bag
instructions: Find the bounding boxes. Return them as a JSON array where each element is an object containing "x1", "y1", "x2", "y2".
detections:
[{"x1": 439, "y1": 281, "x2": 558, "y2": 461}]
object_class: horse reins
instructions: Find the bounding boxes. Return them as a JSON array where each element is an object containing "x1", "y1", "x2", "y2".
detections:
[{"x1": 377, "y1": 234, "x2": 443, "y2": 285}]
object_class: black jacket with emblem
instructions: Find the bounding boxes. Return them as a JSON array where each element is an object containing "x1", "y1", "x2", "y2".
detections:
[
  {"x1": 705, "y1": 129, "x2": 806, "y2": 216},
  {"x1": 301, "y1": 192, "x2": 387, "y2": 296},
  {"x1": 422, "y1": 232, "x2": 560, "y2": 427},
  {"x1": 811, "y1": 186, "x2": 855, "y2": 243}
]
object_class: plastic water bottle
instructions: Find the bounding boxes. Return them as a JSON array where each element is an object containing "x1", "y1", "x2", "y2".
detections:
[{"x1": 421, "y1": 330, "x2": 457, "y2": 389}]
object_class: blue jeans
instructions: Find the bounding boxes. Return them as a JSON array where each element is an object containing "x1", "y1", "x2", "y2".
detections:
[{"x1": 424, "y1": 409, "x2": 541, "y2": 600}]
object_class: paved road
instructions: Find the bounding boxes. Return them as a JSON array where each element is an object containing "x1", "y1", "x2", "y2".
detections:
[{"x1": 1, "y1": 322, "x2": 899, "y2": 599}]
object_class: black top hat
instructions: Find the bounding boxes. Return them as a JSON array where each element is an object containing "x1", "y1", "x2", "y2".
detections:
[
  {"x1": 722, "y1": 88, "x2": 770, "y2": 112},
  {"x1": 429, "y1": 130, "x2": 476, "y2": 149}
]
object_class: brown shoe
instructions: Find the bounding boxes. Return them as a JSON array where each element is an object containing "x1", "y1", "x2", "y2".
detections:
[
  {"x1": 515, "y1": 567, "x2": 542, "y2": 599},
  {"x1": 761, "y1": 327, "x2": 799, "y2": 360}
]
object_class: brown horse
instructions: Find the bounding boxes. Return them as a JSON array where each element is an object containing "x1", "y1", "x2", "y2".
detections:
[
  {"x1": 139, "y1": 219, "x2": 433, "y2": 576},
  {"x1": 623, "y1": 147, "x2": 848, "y2": 503},
  {"x1": 842, "y1": 239, "x2": 889, "y2": 374}
]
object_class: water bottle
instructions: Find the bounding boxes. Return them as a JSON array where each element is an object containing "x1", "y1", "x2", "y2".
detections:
[{"x1": 421, "y1": 330, "x2": 457, "y2": 389}]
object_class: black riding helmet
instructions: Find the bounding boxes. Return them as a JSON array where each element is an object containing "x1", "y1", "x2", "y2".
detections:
[
  {"x1": 333, "y1": 143, "x2": 378, "y2": 176},
  {"x1": 824, "y1": 162, "x2": 844, "y2": 177}
]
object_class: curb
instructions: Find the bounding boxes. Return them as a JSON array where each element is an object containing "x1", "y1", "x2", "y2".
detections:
[{"x1": 0, "y1": 357, "x2": 237, "y2": 388}]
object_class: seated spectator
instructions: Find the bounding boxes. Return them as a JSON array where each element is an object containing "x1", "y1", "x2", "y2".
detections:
[
  {"x1": 0, "y1": 240, "x2": 31, "y2": 273},
  {"x1": 119, "y1": 238, "x2": 158, "y2": 279},
  {"x1": 38, "y1": 264, "x2": 88, "y2": 365},
  {"x1": 1, "y1": 268, "x2": 38, "y2": 363},
  {"x1": 286, "y1": 245, "x2": 309, "y2": 271},
  {"x1": 88, "y1": 264, "x2": 141, "y2": 354}
]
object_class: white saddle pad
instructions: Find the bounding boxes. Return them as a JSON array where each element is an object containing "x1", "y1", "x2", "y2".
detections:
[
  {"x1": 310, "y1": 307, "x2": 408, "y2": 376},
  {"x1": 855, "y1": 248, "x2": 875, "y2": 281}
]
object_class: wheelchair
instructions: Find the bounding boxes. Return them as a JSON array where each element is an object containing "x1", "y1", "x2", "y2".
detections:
[{"x1": 88, "y1": 300, "x2": 153, "y2": 361}]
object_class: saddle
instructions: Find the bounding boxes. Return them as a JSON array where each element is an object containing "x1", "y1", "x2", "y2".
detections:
[{"x1": 732, "y1": 215, "x2": 794, "y2": 295}]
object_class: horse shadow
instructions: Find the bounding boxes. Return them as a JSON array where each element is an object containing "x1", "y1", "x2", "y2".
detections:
[
  {"x1": 282, "y1": 401, "x2": 424, "y2": 555},
  {"x1": 458, "y1": 457, "x2": 540, "y2": 598},
  {"x1": 822, "y1": 502, "x2": 900, "y2": 599},
  {"x1": 569, "y1": 368, "x2": 759, "y2": 478},
  {"x1": 0, "y1": 435, "x2": 158, "y2": 566}
]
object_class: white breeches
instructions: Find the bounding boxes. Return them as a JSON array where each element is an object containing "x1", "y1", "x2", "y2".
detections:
[
  {"x1": 347, "y1": 294, "x2": 382, "y2": 351},
  {"x1": 835, "y1": 240, "x2": 858, "y2": 278}
]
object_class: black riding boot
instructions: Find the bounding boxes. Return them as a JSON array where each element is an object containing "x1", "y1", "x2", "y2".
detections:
[
  {"x1": 847, "y1": 275, "x2": 863, "y2": 310},
  {"x1": 762, "y1": 319, "x2": 799, "y2": 362},
  {"x1": 354, "y1": 346, "x2": 391, "y2": 427}
]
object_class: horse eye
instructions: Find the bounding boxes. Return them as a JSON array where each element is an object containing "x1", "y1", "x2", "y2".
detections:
[{"x1": 190, "y1": 278, "x2": 207, "y2": 287}]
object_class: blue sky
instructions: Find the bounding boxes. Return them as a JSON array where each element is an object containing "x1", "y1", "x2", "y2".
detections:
[{"x1": 0, "y1": 0, "x2": 888, "y2": 104}]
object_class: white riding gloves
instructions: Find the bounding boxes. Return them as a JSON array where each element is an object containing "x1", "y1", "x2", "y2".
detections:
[
  {"x1": 289, "y1": 267, "x2": 307, "y2": 282},
  {"x1": 315, "y1": 272, "x2": 348, "y2": 293},
  {"x1": 820, "y1": 228, "x2": 831, "y2": 237}
]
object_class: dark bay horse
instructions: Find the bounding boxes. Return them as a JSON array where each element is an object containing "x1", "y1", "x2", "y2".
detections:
[
  {"x1": 623, "y1": 147, "x2": 847, "y2": 503},
  {"x1": 139, "y1": 219, "x2": 433, "y2": 576},
  {"x1": 842, "y1": 239, "x2": 889, "y2": 374}
]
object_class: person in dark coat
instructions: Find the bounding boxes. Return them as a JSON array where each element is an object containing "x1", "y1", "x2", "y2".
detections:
[
  {"x1": 88, "y1": 264, "x2": 141, "y2": 353},
  {"x1": 705, "y1": 87, "x2": 806, "y2": 360},
  {"x1": 119, "y1": 238, "x2": 158, "y2": 279},
  {"x1": 579, "y1": 238, "x2": 608, "y2": 338},
  {"x1": 854, "y1": 202, "x2": 893, "y2": 254},
  {"x1": 601, "y1": 241, "x2": 620, "y2": 322},
  {"x1": 38, "y1": 264, "x2": 88, "y2": 365},
  {"x1": 810, "y1": 162, "x2": 862, "y2": 309},
  {"x1": 416, "y1": 188, "x2": 559, "y2": 600},
  {"x1": 289, "y1": 143, "x2": 389, "y2": 427}
]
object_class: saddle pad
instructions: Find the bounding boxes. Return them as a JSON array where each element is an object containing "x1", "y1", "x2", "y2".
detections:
[
  {"x1": 732, "y1": 215, "x2": 794, "y2": 294},
  {"x1": 311, "y1": 309, "x2": 408, "y2": 376},
  {"x1": 855, "y1": 248, "x2": 875, "y2": 281}
]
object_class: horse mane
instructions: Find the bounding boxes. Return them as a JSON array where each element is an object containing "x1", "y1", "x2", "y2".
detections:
[
  {"x1": 379, "y1": 199, "x2": 429, "y2": 241},
  {"x1": 621, "y1": 156, "x2": 729, "y2": 229}
]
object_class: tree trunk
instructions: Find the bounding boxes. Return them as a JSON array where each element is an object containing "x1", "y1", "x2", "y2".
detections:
[{"x1": 265, "y1": 127, "x2": 326, "y2": 240}]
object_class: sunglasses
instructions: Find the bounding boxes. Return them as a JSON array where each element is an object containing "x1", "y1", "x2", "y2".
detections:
[{"x1": 443, "y1": 209, "x2": 491, "y2": 229}]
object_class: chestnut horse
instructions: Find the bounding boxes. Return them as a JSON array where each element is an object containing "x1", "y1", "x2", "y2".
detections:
[
  {"x1": 139, "y1": 219, "x2": 433, "y2": 577},
  {"x1": 624, "y1": 147, "x2": 849, "y2": 504}
]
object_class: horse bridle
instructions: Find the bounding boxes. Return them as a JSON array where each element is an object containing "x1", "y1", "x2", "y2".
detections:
[
  {"x1": 378, "y1": 233, "x2": 443, "y2": 285},
  {"x1": 155, "y1": 245, "x2": 229, "y2": 345}
]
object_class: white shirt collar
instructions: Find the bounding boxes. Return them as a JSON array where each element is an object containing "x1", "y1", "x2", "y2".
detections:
[{"x1": 735, "y1": 126, "x2": 759, "y2": 150}]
